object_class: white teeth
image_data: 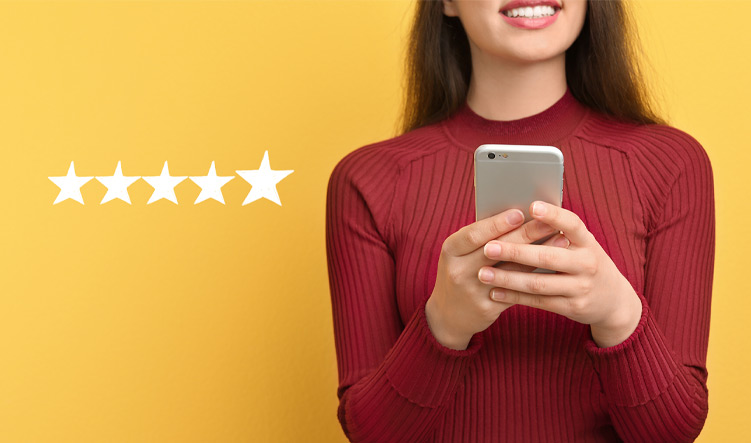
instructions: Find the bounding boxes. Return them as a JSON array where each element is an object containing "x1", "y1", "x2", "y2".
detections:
[{"x1": 503, "y1": 5, "x2": 557, "y2": 18}]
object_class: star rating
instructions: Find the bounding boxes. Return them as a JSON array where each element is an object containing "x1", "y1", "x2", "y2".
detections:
[
  {"x1": 48, "y1": 153, "x2": 294, "y2": 206},
  {"x1": 48, "y1": 161, "x2": 93, "y2": 205},
  {"x1": 96, "y1": 161, "x2": 140, "y2": 204},
  {"x1": 189, "y1": 161, "x2": 234, "y2": 205},
  {"x1": 142, "y1": 161, "x2": 187, "y2": 205},
  {"x1": 236, "y1": 150, "x2": 294, "y2": 206}
]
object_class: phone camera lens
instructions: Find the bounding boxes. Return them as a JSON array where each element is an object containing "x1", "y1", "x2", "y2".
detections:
[{"x1": 488, "y1": 153, "x2": 495, "y2": 159}]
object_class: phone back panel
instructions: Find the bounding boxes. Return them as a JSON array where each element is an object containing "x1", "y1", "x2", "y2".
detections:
[{"x1": 474, "y1": 144, "x2": 564, "y2": 222}]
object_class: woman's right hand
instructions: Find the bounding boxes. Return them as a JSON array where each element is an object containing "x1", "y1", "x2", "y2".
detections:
[{"x1": 425, "y1": 208, "x2": 570, "y2": 350}]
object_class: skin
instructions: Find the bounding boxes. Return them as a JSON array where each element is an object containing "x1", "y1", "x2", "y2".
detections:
[
  {"x1": 425, "y1": 0, "x2": 643, "y2": 351},
  {"x1": 445, "y1": 0, "x2": 588, "y2": 120}
]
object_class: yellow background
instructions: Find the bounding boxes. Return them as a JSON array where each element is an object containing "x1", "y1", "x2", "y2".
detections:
[{"x1": 0, "y1": 1, "x2": 746, "y2": 441}]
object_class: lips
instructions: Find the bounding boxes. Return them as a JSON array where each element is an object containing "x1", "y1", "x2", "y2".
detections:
[{"x1": 499, "y1": 1, "x2": 561, "y2": 30}]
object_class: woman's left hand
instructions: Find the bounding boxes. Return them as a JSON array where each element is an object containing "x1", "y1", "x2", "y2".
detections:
[{"x1": 479, "y1": 200, "x2": 643, "y2": 348}]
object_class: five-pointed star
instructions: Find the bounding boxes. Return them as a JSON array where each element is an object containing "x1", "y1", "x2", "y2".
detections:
[
  {"x1": 142, "y1": 161, "x2": 187, "y2": 204},
  {"x1": 96, "y1": 161, "x2": 141, "y2": 204},
  {"x1": 235, "y1": 150, "x2": 293, "y2": 206},
  {"x1": 48, "y1": 161, "x2": 93, "y2": 205},
  {"x1": 189, "y1": 161, "x2": 234, "y2": 205}
]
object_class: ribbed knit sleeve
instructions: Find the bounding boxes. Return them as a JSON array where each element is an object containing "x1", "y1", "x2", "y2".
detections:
[
  {"x1": 325, "y1": 146, "x2": 484, "y2": 443},
  {"x1": 582, "y1": 131, "x2": 715, "y2": 443}
]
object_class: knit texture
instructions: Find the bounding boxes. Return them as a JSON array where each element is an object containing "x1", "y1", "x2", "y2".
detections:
[{"x1": 325, "y1": 87, "x2": 715, "y2": 442}]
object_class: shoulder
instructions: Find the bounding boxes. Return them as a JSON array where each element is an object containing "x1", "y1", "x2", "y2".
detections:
[
  {"x1": 575, "y1": 111, "x2": 714, "y2": 228},
  {"x1": 328, "y1": 124, "x2": 447, "y2": 190},
  {"x1": 576, "y1": 111, "x2": 713, "y2": 180},
  {"x1": 326, "y1": 124, "x2": 448, "y2": 242}
]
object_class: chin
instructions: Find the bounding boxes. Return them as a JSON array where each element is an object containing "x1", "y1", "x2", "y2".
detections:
[{"x1": 495, "y1": 45, "x2": 564, "y2": 64}]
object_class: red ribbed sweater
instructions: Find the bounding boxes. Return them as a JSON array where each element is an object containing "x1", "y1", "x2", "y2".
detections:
[{"x1": 325, "y1": 88, "x2": 715, "y2": 442}]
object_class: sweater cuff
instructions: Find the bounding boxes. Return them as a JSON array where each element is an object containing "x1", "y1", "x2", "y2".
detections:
[
  {"x1": 583, "y1": 291, "x2": 681, "y2": 407},
  {"x1": 384, "y1": 302, "x2": 484, "y2": 408}
]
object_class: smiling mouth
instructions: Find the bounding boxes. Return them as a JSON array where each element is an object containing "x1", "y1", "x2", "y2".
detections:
[{"x1": 501, "y1": 5, "x2": 561, "y2": 18}]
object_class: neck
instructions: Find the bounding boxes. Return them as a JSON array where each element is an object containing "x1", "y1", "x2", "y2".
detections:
[{"x1": 466, "y1": 50, "x2": 568, "y2": 121}]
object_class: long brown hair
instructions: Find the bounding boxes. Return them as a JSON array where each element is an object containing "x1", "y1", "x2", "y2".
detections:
[{"x1": 398, "y1": 0, "x2": 667, "y2": 135}]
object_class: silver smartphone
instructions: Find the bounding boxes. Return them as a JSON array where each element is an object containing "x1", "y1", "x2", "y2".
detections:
[{"x1": 474, "y1": 144, "x2": 564, "y2": 273}]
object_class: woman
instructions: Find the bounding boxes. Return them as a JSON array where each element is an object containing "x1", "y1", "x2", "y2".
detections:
[{"x1": 325, "y1": 0, "x2": 714, "y2": 441}]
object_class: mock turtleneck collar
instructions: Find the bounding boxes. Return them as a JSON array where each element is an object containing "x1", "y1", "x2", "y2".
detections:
[{"x1": 440, "y1": 86, "x2": 590, "y2": 153}]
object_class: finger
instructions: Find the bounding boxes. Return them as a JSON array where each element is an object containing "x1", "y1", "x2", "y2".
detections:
[
  {"x1": 494, "y1": 232, "x2": 569, "y2": 273},
  {"x1": 445, "y1": 208, "x2": 525, "y2": 256},
  {"x1": 488, "y1": 287, "x2": 571, "y2": 316},
  {"x1": 483, "y1": 240, "x2": 579, "y2": 274},
  {"x1": 529, "y1": 201, "x2": 593, "y2": 246},
  {"x1": 477, "y1": 266, "x2": 577, "y2": 296},
  {"x1": 496, "y1": 218, "x2": 559, "y2": 245}
]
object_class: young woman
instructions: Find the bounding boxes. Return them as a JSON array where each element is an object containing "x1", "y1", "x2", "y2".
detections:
[{"x1": 325, "y1": 0, "x2": 715, "y2": 441}]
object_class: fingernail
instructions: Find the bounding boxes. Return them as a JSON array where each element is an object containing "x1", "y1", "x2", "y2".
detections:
[
  {"x1": 506, "y1": 210, "x2": 523, "y2": 225},
  {"x1": 479, "y1": 268, "x2": 494, "y2": 282},
  {"x1": 484, "y1": 242, "x2": 501, "y2": 258},
  {"x1": 491, "y1": 289, "x2": 506, "y2": 300},
  {"x1": 532, "y1": 202, "x2": 546, "y2": 216},
  {"x1": 554, "y1": 236, "x2": 570, "y2": 248}
]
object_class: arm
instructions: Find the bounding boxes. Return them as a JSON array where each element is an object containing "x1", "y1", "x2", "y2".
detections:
[
  {"x1": 325, "y1": 150, "x2": 483, "y2": 442},
  {"x1": 583, "y1": 136, "x2": 715, "y2": 442}
]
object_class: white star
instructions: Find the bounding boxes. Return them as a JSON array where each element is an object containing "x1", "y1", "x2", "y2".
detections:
[
  {"x1": 235, "y1": 150, "x2": 293, "y2": 206},
  {"x1": 96, "y1": 161, "x2": 140, "y2": 204},
  {"x1": 48, "y1": 161, "x2": 93, "y2": 205},
  {"x1": 142, "y1": 161, "x2": 187, "y2": 204},
  {"x1": 189, "y1": 161, "x2": 235, "y2": 205}
]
